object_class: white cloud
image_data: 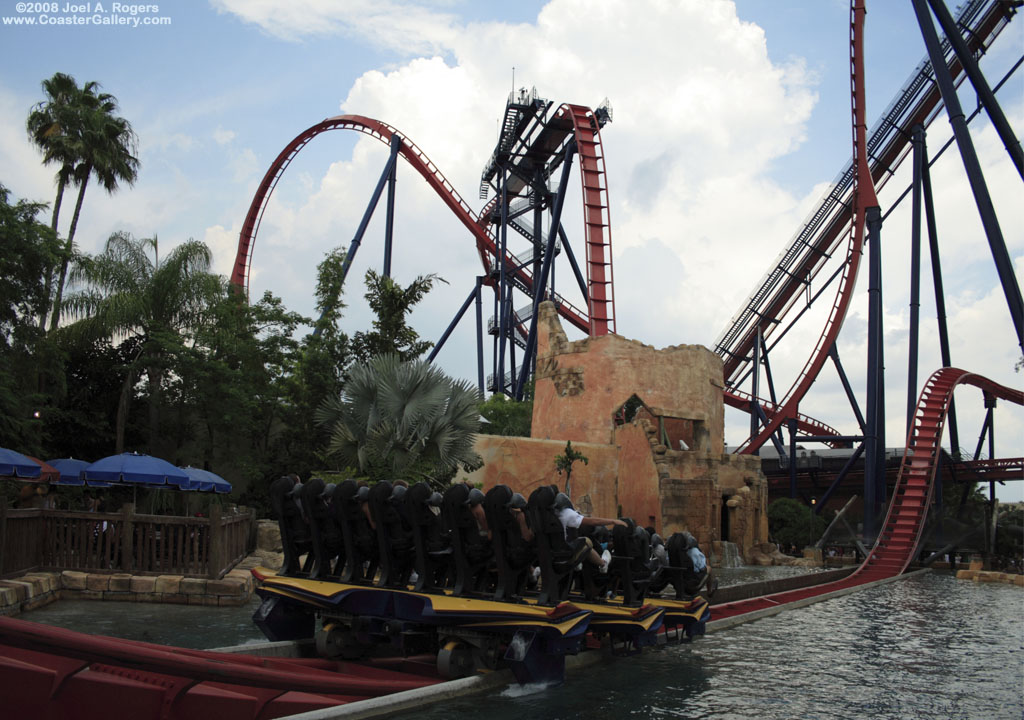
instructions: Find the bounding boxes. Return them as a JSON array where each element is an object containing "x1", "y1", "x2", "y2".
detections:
[
  {"x1": 213, "y1": 126, "x2": 236, "y2": 145},
  {"x1": 211, "y1": 0, "x2": 458, "y2": 52}
]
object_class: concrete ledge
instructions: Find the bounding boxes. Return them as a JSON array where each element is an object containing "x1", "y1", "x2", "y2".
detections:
[{"x1": 955, "y1": 569, "x2": 1024, "y2": 586}]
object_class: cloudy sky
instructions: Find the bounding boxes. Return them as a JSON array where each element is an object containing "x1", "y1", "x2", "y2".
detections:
[{"x1": 1, "y1": 1, "x2": 1021, "y2": 499}]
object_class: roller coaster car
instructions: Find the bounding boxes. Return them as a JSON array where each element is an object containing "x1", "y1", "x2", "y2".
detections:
[{"x1": 256, "y1": 481, "x2": 712, "y2": 683}]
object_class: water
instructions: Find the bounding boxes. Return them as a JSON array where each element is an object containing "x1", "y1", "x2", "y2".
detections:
[
  {"x1": 20, "y1": 571, "x2": 1024, "y2": 719},
  {"x1": 395, "y1": 572, "x2": 1024, "y2": 720},
  {"x1": 23, "y1": 596, "x2": 267, "y2": 649},
  {"x1": 715, "y1": 541, "x2": 743, "y2": 568}
]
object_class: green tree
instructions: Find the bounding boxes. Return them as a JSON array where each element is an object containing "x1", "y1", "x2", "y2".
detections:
[
  {"x1": 555, "y1": 440, "x2": 588, "y2": 497},
  {"x1": 0, "y1": 184, "x2": 61, "y2": 449},
  {"x1": 350, "y1": 269, "x2": 442, "y2": 364},
  {"x1": 767, "y1": 498, "x2": 827, "y2": 549},
  {"x1": 478, "y1": 393, "x2": 533, "y2": 437},
  {"x1": 316, "y1": 354, "x2": 482, "y2": 489},
  {"x1": 62, "y1": 232, "x2": 216, "y2": 454},
  {"x1": 260, "y1": 247, "x2": 353, "y2": 477},
  {"x1": 26, "y1": 72, "x2": 139, "y2": 333}
]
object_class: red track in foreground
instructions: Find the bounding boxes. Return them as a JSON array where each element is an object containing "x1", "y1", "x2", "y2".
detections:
[
  {"x1": 0, "y1": 618, "x2": 442, "y2": 720},
  {"x1": 715, "y1": 367, "x2": 1023, "y2": 621}
]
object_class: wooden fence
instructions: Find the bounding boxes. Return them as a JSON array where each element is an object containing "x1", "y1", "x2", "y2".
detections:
[{"x1": 0, "y1": 502, "x2": 255, "y2": 580}]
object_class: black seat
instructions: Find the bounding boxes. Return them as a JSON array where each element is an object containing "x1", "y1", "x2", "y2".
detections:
[
  {"x1": 440, "y1": 484, "x2": 492, "y2": 596},
  {"x1": 663, "y1": 532, "x2": 708, "y2": 599},
  {"x1": 367, "y1": 481, "x2": 415, "y2": 588},
  {"x1": 299, "y1": 478, "x2": 336, "y2": 579},
  {"x1": 608, "y1": 519, "x2": 654, "y2": 605},
  {"x1": 406, "y1": 482, "x2": 452, "y2": 592},
  {"x1": 527, "y1": 486, "x2": 585, "y2": 605},
  {"x1": 333, "y1": 480, "x2": 377, "y2": 583},
  {"x1": 269, "y1": 475, "x2": 313, "y2": 577},
  {"x1": 483, "y1": 485, "x2": 535, "y2": 602}
]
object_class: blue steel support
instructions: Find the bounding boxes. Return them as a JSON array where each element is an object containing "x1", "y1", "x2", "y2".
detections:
[
  {"x1": 913, "y1": 0, "x2": 1024, "y2": 355},
  {"x1": 516, "y1": 144, "x2": 575, "y2": 399},
  {"x1": 788, "y1": 418, "x2": 798, "y2": 499},
  {"x1": 973, "y1": 402, "x2": 994, "y2": 461},
  {"x1": 921, "y1": 134, "x2": 961, "y2": 456},
  {"x1": 908, "y1": 125, "x2": 925, "y2": 436},
  {"x1": 427, "y1": 280, "x2": 483, "y2": 364},
  {"x1": 383, "y1": 136, "x2": 399, "y2": 277},
  {"x1": 476, "y1": 277, "x2": 484, "y2": 396},
  {"x1": 750, "y1": 325, "x2": 761, "y2": 443},
  {"x1": 829, "y1": 345, "x2": 866, "y2": 433},
  {"x1": 557, "y1": 224, "x2": 590, "y2": 305},
  {"x1": 336, "y1": 136, "x2": 402, "y2": 288},
  {"x1": 863, "y1": 205, "x2": 884, "y2": 541},
  {"x1": 760, "y1": 333, "x2": 787, "y2": 450},
  {"x1": 925, "y1": 0, "x2": 1024, "y2": 180},
  {"x1": 496, "y1": 168, "x2": 510, "y2": 394},
  {"x1": 814, "y1": 443, "x2": 866, "y2": 515}
]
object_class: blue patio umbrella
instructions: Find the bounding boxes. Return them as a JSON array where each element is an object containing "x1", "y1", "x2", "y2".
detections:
[
  {"x1": 0, "y1": 447, "x2": 43, "y2": 479},
  {"x1": 45, "y1": 458, "x2": 111, "y2": 487},
  {"x1": 179, "y1": 466, "x2": 232, "y2": 494},
  {"x1": 83, "y1": 452, "x2": 191, "y2": 489}
]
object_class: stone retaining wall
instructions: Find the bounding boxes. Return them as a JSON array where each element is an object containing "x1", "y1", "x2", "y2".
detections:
[{"x1": 0, "y1": 556, "x2": 263, "y2": 617}]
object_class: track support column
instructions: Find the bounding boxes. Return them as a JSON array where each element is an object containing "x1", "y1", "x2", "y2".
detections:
[{"x1": 863, "y1": 205, "x2": 885, "y2": 541}]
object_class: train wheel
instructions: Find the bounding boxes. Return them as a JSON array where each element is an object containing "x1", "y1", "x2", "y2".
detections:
[
  {"x1": 316, "y1": 623, "x2": 367, "y2": 660},
  {"x1": 437, "y1": 639, "x2": 476, "y2": 678}
]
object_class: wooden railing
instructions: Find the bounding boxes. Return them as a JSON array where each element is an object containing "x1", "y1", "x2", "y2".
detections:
[{"x1": 0, "y1": 502, "x2": 255, "y2": 580}]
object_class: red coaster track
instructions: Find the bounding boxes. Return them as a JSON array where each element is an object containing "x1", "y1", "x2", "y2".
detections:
[
  {"x1": 713, "y1": 366, "x2": 1024, "y2": 621},
  {"x1": 230, "y1": 107, "x2": 616, "y2": 338}
]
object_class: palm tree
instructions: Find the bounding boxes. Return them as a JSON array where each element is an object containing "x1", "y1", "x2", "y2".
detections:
[
  {"x1": 316, "y1": 354, "x2": 483, "y2": 488},
  {"x1": 26, "y1": 72, "x2": 140, "y2": 333},
  {"x1": 26, "y1": 72, "x2": 93, "y2": 327},
  {"x1": 49, "y1": 95, "x2": 139, "y2": 333},
  {"x1": 62, "y1": 232, "x2": 217, "y2": 454}
]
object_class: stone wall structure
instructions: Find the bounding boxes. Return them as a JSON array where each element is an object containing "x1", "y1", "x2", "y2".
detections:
[{"x1": 468, "y1": 301, "x2": 769, "y2": 561}]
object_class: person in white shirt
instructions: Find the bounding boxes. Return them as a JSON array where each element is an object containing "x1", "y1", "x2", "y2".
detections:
[{"x1": 553, "y1": 492, "x2": 625, "y2": 572}]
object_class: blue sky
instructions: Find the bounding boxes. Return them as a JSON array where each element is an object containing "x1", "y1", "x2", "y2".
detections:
[{"x1": 1, "y1": 1, "x2": 1021, "y2": 498}]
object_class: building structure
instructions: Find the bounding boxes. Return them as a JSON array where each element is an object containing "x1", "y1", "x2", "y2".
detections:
[{"x1": 468, "y1": 301, "x2": 769, "y2": 561}]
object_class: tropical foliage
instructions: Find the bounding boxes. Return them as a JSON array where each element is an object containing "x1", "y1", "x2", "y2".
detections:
[
  {"x1": 767, "y1": 498, "x2": 827, "y2": 549},
  {"x1": 478, "y1": 392, "x2": 533, "y2": 437},
  {"x1": 61, "y1": 232, "x2": 217, "y2": 454},
  {"x1": 555, "y1": 440, "x2": 588, "y2": 496},
  {"x1": 3, "y1": 72, "x2": 474, "y2": 516},
  {"x1": 350, "y1": 269, "x2": 442, "y2": 364},
  {"x1": 0, "y1": 184, "x2": 60, "y2": 450},
  {"x1": 26, "y1": 72, "x2": 139, "y2": 332},
  {"x1": 316, "y1": 354, "x2": 482, "y2": 489}
]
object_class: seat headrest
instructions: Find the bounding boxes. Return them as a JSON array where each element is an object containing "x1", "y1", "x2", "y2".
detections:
[
  {"x1": 553, "y1": 492, "x2": 574, "y2": 512},
  {"x1": 507, "y1": 492, "x2": 527, "y2": 510}
]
